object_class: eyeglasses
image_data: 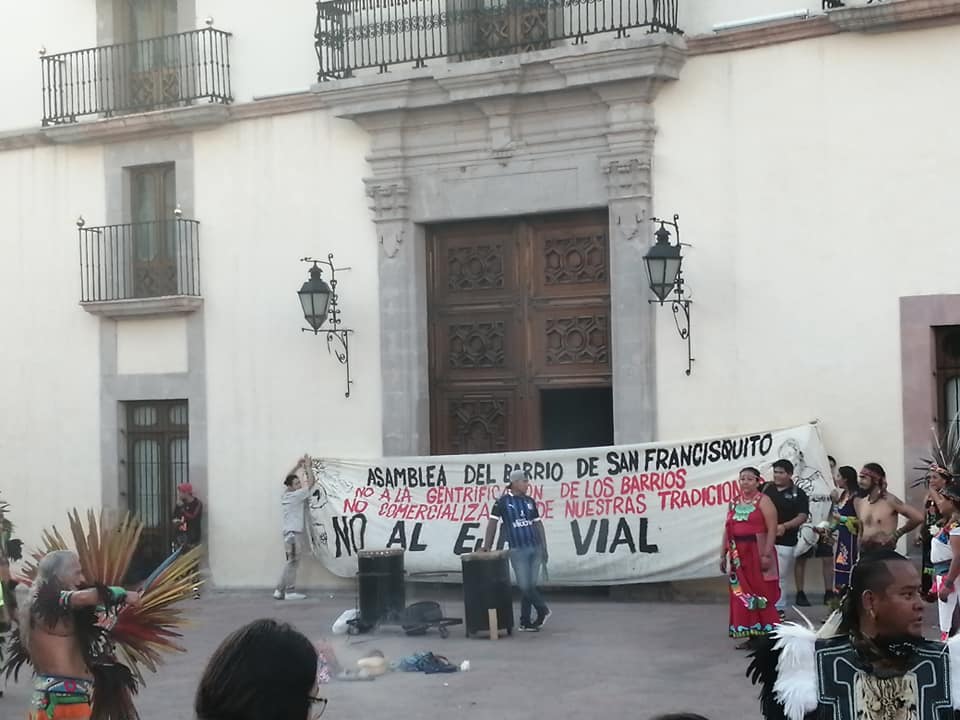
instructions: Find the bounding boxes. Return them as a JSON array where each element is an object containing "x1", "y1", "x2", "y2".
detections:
[{"x1": 309, "y1": 696, "x2": 328, "y2": 718}]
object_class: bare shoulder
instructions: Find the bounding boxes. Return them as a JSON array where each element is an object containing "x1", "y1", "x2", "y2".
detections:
[{"x1": 885, "y1": 493, "x2": 905, "y2": 507}]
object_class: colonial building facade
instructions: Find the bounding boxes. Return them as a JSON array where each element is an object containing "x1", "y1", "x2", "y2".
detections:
[{"x1": 1, "y1": 0, "x2": 958, "y2": 587}]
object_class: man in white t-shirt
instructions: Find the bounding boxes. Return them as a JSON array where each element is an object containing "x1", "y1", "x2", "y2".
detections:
[{"x1": 273, "y1": 454, "x2": 316, "y2": 600}]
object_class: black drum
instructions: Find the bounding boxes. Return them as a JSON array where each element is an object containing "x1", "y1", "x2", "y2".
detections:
[
  {"x1": 461, "y1": 550, "x2": 514, "y2": 637},
  {"x1": 357, "y1": 548, "x2": 406, "y2": 629}
]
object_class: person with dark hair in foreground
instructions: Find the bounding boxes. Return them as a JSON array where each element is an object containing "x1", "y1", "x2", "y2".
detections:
[
  {"x1": 196, "y1": 619, "x2": 326, "y2": 720},
  {"x1": 748, "y1": 549, "x2": 960, "y2": 719}
]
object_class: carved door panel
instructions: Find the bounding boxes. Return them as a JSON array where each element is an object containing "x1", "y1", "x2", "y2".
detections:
[{"x1": 428, "y1": 212, "x2": 611, "y2": 454}]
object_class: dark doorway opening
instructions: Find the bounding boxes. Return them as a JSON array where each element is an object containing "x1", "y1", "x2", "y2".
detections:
[{"x1": 539, "y1": 387, "x2": 614, "y2": 450}]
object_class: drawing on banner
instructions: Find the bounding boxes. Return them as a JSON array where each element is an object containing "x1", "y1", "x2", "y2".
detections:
[
  {"x1": 303, "y1": 423, "x2": 834, "y2": 585},
  {"x1": 778, "y1": 437, "x2": 829, "y2": 554},
  {"x1": 306, "y1": 460, "x2": 336, "y2": 553},
  {"x1": 778, "y1": 438, "x2": 826, "y2": 498}
]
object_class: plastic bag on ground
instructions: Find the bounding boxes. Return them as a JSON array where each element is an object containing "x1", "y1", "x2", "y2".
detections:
[{"x1": 332, "y1": 608, "x2": 358, "y2": 635}]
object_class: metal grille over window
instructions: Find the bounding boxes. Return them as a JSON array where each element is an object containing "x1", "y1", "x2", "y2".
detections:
[{"x1": 126, "y1": 400, "x2": 189, "y2": 580}]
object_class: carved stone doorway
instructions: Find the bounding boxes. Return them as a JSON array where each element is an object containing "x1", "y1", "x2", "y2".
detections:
[{"x1": 427, "y1": 211, "x2": 612, "y2": 454}]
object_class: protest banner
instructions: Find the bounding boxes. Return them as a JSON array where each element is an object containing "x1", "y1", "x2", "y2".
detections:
[{"x1": 305, "y1": 422, "x2": 832, "y2": 585}]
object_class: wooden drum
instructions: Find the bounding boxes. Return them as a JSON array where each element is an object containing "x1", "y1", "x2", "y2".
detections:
[
  {"x1": 461, "y1": 550, "x2": 513, "y2": 638},
  {"x1": 357, "y1": 548, "x2": 406, "y2": 629}
]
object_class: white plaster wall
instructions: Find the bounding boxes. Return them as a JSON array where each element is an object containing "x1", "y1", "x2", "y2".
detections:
[
  {"x1": 195, "y1": 0, "x2": 319, "y2": 102},
  {"x1": 684, "y1": 0, "x2": 819, "y2": 34},
  {"x1": 652, "y1": 25, "x2": 960, "y2": 499},
  {"x1": 116, "y1": 317, "x2": 189, "y2": 375},
  {"x1": 0, "y1": 145, "x2": 105, "y2": 548},
  {"x1": 682, "y1": 0, "x2": 874, "y2": 35},
  {"x1": 0, "y1": 2, "x2": 99, "y2": 131},
  {"x1": 194, "y1": 110, "x2": 377, "y2": 587}
]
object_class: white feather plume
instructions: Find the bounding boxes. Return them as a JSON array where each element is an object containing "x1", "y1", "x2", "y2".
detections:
[
  {"x1": 816, "y1": 610, "x2": 843, "y2": 639},
  {"x1": 773, "y1": 621, "x2": 819, "y2": 720},
  {"x1": 948, "y1": 634, "x2": 960, "y2": 710}
]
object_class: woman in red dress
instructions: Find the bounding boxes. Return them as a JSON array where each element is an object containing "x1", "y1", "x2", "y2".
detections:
[{"x1": 721, "y1": 467, "x2": 780, "y2": 650}]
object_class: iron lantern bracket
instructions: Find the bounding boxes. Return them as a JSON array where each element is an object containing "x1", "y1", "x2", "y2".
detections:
[
  {"x1": 649, "y1": 214, "x2": 694, "y2": 376},
  {"x1": 300, "y1": 254, "x2": 354, "y2": 398}
]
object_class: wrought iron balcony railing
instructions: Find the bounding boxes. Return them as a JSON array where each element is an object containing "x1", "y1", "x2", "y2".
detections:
[
  {"x1": 41, "y1": 27, "x2": 232, "y2": 126},
  {"x1": 79, "y1": 219, "x2": 201, "y2": 303},
  {"x1": 315, "y1": 0, "x2": 680, "y2": 80}
]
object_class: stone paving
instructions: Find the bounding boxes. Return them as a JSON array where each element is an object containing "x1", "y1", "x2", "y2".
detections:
[{"x1": 0, "y1": 588, "x2": 852, "y2": 720}]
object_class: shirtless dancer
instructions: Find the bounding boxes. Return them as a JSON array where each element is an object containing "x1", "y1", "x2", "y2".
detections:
[
  {"x1": 853, "y1": 462, "x2": 923, "y2": 551},
  {"x1": 21, "y1": 550, "x2": 140, "y2": 720}
]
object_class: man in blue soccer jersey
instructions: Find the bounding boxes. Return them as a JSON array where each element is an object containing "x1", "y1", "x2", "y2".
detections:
[{"x1": 483, "y1": 469, "x2": 552, "y2": 632}]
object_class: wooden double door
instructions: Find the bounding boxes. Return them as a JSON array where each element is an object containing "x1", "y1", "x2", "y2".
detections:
[{"x1": 428, "y1": 211, "x2": 613, "y2": 454}]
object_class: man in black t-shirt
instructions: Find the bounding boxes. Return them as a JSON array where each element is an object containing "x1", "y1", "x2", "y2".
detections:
[{"x1": 762, "y1": 458, "x2": 809, "y2": 615}]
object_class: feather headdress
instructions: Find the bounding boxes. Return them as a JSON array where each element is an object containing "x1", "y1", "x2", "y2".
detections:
[
  {"x1": 3, "y1": 509, "x2": 201, "y2": 719},
  {"x1": 746, "y1": 611, "x2": 843, "y2": 720},
  {"x1": 912, "y1": 413, "x2": 960, "y2": 487}
]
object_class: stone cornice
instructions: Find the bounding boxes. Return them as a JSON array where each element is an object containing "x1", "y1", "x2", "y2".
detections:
[
  {"x1": 44, "y1": 104, "x2": 231, "y2": 145},
  {"x1": 0, "y1": 128, "x2": 49, "y2": 152},
  {"x1": 688, "y1": 0, "x2": 960, "y2": 56},
  {"x1": 313, "y1": 35, "x2": 688, "y2": 119},
  {"x1": 0, "y1": 94, "x2": 325, "y2": 153},
  {"x1": 828, "y1": 0, "x2": 960, "y2": 32},
  {"x1": 687, "y1": 15, "x2": 838, "y2": 55}
]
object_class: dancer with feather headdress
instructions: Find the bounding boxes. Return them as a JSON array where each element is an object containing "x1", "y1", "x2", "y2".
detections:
[
  {"x1": 915, "y1": 416, "x2": 960, "y2": 601},
  {"x1": 747, "y1": 548, "x2": 960, "y2": 720},
  {"x1": 0, "y1": 495, "x2": 24, "y2": 699},
  {"x1": 4, "y1": 509, "x2": 201, "y2": 720}
]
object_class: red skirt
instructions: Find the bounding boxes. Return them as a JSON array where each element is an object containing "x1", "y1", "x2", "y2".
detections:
[{"x1": 728, "y1": 536, "x2": 781, "y2": 638}]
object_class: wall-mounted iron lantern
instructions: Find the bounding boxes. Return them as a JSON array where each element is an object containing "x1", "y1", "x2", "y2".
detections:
[
  {"x1": 298, "y1": 254, "x2": 354, "y2": 397},
  {"x1": 643, "y1": 214, "x2": 693, "y2": 375}
]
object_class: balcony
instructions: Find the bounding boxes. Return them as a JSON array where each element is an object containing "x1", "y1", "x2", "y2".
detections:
[
  {"x1": 315, "y1": 0, "x2": 681, "y2": 80},
  {"x1": 78, "y1": 218, "x2": 202, "y2": 318},
  {"x1": 41, "y1": 27, "x2": 232, "y2": 127}
]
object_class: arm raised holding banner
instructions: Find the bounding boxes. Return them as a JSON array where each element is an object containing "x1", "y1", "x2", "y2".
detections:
[{"x1": 301, "y1": 454, "x2": 317, "y2": 490}]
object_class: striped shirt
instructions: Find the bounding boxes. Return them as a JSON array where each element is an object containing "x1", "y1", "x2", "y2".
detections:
[{"x1": 491, "y1": 490, "x2": 542, "y2": 549}]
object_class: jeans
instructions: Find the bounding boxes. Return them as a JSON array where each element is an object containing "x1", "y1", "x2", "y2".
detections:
[
  {"x1": 510, "y1": 545, "x2": 549, "y2": 625},
  {"x1": 774, "y1": 544, "x2": 796, "y2": 612},
  {"x1": 276, "y1": 531, "x2": 303, "y2": 594}
]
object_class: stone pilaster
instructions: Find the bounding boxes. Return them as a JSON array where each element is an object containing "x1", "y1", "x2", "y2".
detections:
[{"x1": 602, "y1": 153, "x2": 657, "y2": 444}]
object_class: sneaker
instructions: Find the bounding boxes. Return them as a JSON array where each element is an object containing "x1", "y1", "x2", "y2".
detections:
[
  {"x1": 795, "y1": 591, "x2": 811, "y2": 607},
  {"x1": 284, "y1": 592, "x2": 307, "y2": 600},
  {"x1": 533, "y1": 609, "x2": 552, "y2": 629},
  {"x1": 272, "y1": 589, "x2": 284, "y2": 600},
  {"x1": 823, "y1": 590, "x2": 835, "y2": 605},
  {"x1": 518, "y1": 623, "x2": 539, "y2": 632}
]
